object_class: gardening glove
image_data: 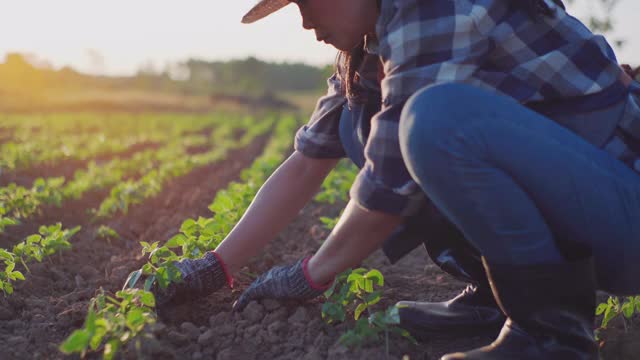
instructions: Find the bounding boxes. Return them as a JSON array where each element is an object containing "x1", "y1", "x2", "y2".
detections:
[
  {"x1": 152, "y1": 251, "x2": 233, "y2": 308},
  {"x1": 232, "y1": 256, "x2": 333, "y2": 312}
]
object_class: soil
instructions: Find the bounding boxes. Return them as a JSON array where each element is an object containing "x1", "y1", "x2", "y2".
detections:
[{"x1": 0, "y1": 137, "x2": 638, "y2": 359}]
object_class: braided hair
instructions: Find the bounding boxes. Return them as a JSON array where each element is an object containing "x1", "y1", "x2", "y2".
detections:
[{"x1": 340, "y1": 0, "x2": 567, "y2": 101}]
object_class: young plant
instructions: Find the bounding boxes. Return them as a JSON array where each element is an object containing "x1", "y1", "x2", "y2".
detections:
[
  {"x1": 0, "y1": 212, "x2": 19, "y2": 233},
  {"x1": 596, "y1": 295, "x2": 640, "y2": 332},
  {"x1": 322, "y1": 268, "x2": 416, "y2": 351},
  {"x1": 128, "y1": 241, "x2": 182, "y2": 290},
  {"x1": 95, "y1": 225, "x2": 120, "y2": 243},
  {"x1": 0, "y1": 249, "x2": 25, "y2": 296},
  {"x1": 340, "y1": 305, "x2": 412, "y2": 352},
  {"x1": 0, "y1": 178, "x2": 66, "y2": 236},
  {"x1": 12, "y1": 223, "x2": 81, "y2": 272},
  {"x1": 60, "y1": 288, "x2": 157, "y2": 360},
  {"x1": 323, "y1": 268, "x2": 384, "y2": 323}
]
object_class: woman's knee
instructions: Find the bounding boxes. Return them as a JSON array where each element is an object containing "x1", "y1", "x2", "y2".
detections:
[{"x1": 399, "y1": 83, "x2": 487, "y2": 165}]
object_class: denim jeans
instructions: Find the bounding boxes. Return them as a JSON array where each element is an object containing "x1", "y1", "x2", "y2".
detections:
[{"x1": 395, "y1": 83, "x2": 640, "y2": 295}]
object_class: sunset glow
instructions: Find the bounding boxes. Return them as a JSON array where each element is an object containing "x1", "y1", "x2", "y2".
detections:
[{"x1": 1, "y1": 0, "x2": 638, "y2": 75}]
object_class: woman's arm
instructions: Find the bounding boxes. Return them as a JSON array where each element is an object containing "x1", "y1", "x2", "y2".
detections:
[
  {"x1": 215, "y1": 151, "x2": 340, "y2": 274},
  {"x1": 231, "y1": 198, "x2": 404, "y2": 311},
  {"x1": 307, "y1": 200, "x2": 403, "y2": 285}
]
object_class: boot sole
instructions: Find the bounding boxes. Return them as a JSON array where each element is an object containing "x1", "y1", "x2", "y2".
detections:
[{"x1": 399, "y1": 320, "x2": 505, "y2": 342}]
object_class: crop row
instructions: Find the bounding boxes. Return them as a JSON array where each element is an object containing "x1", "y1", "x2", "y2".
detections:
[
  {"x1": 61, "y1": 115, "x2": 299, "y2": 359},
  {"x1": 0, "y1": 115, "x2": 272, "y2": 233},
  {"x1": 93, "y1": 116, "x2": 273, "y2": 218},
  {"x1": 0, "y1": 113, "x2": 226, "y2": 171},
  {"x1": 0, "y1": 223, "x2": 81, "y2": 295},
  {"x1": 0, "y1": 178, "x2": 65, "y2": 234}
]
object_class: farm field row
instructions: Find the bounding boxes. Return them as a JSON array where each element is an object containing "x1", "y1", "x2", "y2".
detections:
[
  {"x1": 0, "y1": 111, "x2": 636, "y2": 360},
  {"x1": 0, "y1": 113, "x2": 273, "y2": 239},
  {"x1": 0, "y1": 111, "x2": 276, "y2": 359}
]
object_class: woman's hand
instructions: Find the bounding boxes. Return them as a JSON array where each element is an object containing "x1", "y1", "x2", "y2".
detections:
[
  {"x1": 232, "y1": 201, "x2": 403, "y2": 311},
  {"x1": 152, "y1": 251, "x2": 233, "y2": 308},
  {"x1": 232, "y1": 256, "x2": 332, "y2": 312}
]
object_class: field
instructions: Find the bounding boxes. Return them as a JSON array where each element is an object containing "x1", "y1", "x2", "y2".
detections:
[{"x1": 0, "y1": 110, "x2": 638, "y2": 360}]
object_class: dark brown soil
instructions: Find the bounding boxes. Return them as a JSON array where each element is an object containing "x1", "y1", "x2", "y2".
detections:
[{"x1": 0, "y1": 136, "x2": 637, "y2": 359}]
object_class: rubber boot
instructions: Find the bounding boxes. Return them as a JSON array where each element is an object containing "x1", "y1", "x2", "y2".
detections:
[
  {"x1": 397, "y1": 283, "x2": 505, "y2": 340},
  {"x1": 392, "y1": 205, "x2": 505, "y2": 340},
  {"x1": 441, "y1": 257, "x2": 599, "y2": 360}
]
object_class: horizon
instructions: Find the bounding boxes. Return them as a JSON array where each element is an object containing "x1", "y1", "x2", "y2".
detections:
[{"x1": 1, "y1": 1, "x2": 639, "y2": 77}]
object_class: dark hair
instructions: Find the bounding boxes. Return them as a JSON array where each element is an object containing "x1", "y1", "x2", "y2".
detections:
[
  {"x1": 336, "y1": 40, "x2": 367, "y2": 103},
  {"x1": 337, "y1": 0, "x2": 566, "y2": 101}
]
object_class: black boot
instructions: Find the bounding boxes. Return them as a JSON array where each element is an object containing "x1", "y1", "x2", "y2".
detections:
[
  {"x1": 389, "y1": 203, "x2": 505, "y2": 340},
  {"x1": 397, "y1": 283, "x2": 505, "y2": 340},
  {"x1": 441, "y1": 257, "x2": 599, "y2": 360}
]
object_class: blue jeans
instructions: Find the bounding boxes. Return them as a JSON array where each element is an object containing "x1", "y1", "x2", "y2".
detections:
[{"x1": 395, "y1": 83, "x2": 640, "y2": 295}]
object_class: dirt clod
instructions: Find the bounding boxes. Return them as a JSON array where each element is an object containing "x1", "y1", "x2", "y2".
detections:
[
  {"x1": 243, "y1": 301, "x2": 265, "y2": 323},
  {"x1": 262, "y1": 299, "x2": 282, "y2": 311},
  {"x1": 0, "y1": 306, "x2": 13, "y2": 320},
  {"x1": 287, "y1": 307, "x2": 308, "y2": 325},
  {"x1": 198, "y1": 329, "x2": 215, "y2": 346},
  {"x1": 180, "y1": 321, "x2": 201, "y2": 339},
  {"x1": 167, "y1": 330, "x2": 189, "y2": 346}
]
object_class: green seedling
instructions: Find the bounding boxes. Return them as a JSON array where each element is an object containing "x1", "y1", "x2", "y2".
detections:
[
  {"x1": 596, "y1": 295, "x2": 640, "y2": 334},
  {"x1": 12, "y1": 223, "x2": 80, "y2": 273},
  {"x1": 323, "y1": 268, "x2": 384, "y2": 323},
  {"x1": 0, "y1": 249, "x2": 25, "y2": 296},
  {"x1": 95, "y1": 225, "x2": 120, "y2": 243},
  {"x1": 0, "y1": 177, "x2": 64, "y2": 231},
  {"x1": 59, "y1": 288, "x2": 156, "y2": 360},
  {"x1": 322, "y1": 268, "x2": 416, "y2": 352},
  {"x1": 0, "y1": 207, "x2": 19, "y2": 232},
  {"x1": 0, "y1": 224, "x2": 79, "y2": 295}
]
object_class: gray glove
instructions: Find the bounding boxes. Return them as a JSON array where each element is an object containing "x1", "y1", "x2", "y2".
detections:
[
  {"x1": 233, "y1": 256, "x2": 332, "y2": 312},
  {"x1": 153, "y1": 251, "x2": 233, "y2": 307}
]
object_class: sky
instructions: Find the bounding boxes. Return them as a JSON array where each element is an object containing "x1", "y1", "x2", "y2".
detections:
[{"x1": 1, "y1": 0, "x2": 638, "y2": 76}]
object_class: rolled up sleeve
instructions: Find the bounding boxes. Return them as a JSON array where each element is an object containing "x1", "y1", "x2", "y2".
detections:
[
  {"x1": 349, "y1": 100, "x2": 427, "y2": 216},
  {"x1": 294, "y1": 73, "x2": 348, "y2": 159}
]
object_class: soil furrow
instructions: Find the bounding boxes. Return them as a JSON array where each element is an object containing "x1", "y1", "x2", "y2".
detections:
[{"x1": 0, "y1": 135, "x2": 270, "y2": 360}]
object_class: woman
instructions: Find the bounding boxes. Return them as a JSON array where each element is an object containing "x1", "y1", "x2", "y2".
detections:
[{"x1": 152, "y1": 0, "x2": 640, "y2": 358}]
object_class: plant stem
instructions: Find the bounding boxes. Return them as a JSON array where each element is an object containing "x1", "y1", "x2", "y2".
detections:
[{"x1": 20, "y1": 258, "x2": 30, "y2": 274}]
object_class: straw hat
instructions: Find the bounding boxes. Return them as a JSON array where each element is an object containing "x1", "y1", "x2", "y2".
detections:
[{"x1": 241, "y1": 0, "x2": 292, "y2": 24}]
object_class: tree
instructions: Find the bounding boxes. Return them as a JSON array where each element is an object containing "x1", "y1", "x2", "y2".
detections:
[{"x1": 567, "y1": 0, "x2": 624, "y2": 46}]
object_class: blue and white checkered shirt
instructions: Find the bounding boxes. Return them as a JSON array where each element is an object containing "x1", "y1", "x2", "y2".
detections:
[{"x1": 295, "y1": 0, "x2": 631, "y2": 216}]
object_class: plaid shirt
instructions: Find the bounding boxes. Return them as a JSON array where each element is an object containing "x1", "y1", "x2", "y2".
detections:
[{"x1": 295, "y1": 0, "x2": 630, "y2": 216}]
